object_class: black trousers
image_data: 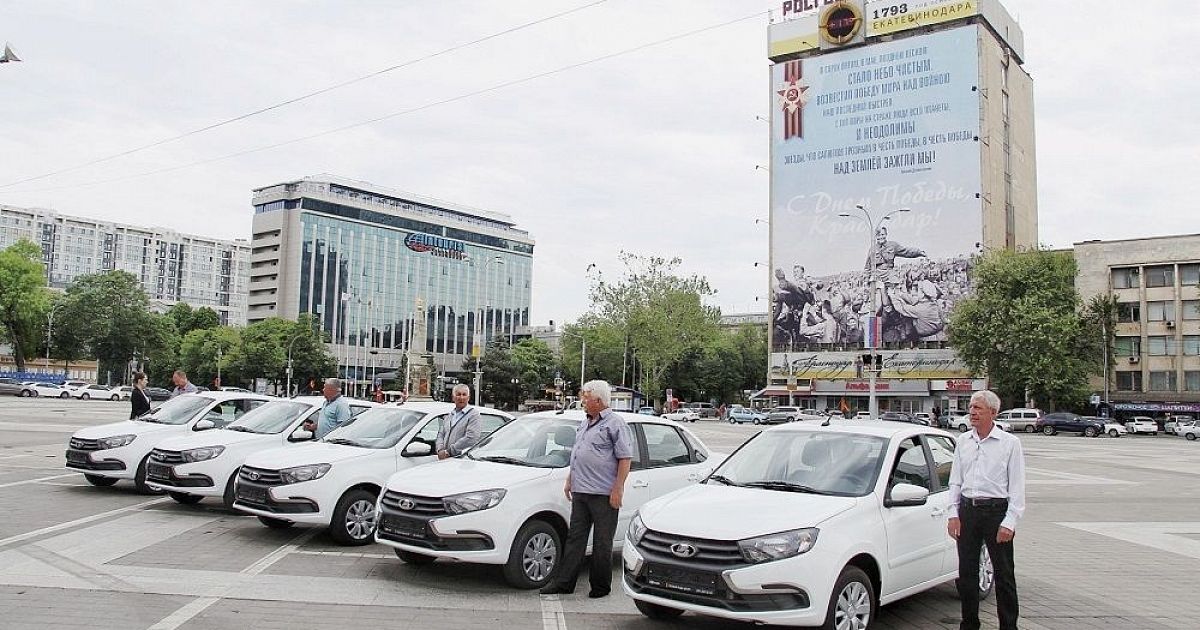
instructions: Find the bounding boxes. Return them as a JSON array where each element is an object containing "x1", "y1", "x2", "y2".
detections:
[
  {"x1": 552, "y1": 493, "x2": 618, "y2": 592},
  {"x1": 956, "y1": 501, "x2": 1019, "y2": 630}
]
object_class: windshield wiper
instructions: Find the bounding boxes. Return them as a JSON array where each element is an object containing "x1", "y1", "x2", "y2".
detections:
[
  {"x1": 225, "y1": 425, "x2": 257, "y2": 433},
  {"x1": 476, "y1": 455, "x2": 534, "y2": 467},
  {"x1": 136, "y1": 415, "x2": 162, "y2": 423},
  {"x1": 742, "y1": 481, "x2": 832, "y2": 495},
  {"x1": 706, "y1": 474, "x2": 742, "y2": 487},
  {"x1": 324, "y1": 437, "x2": 365, "y2": 447}
]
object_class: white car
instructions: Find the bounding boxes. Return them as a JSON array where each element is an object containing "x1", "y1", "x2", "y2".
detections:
[
  {"x1": 855, "y1": 411, "x2": 872, "y2": 420},
  {"x1": 624, "y1": 421, "x2": 994, "y2": 627},
  {"x1": 949, "y1": 416, "x2": 1008, "y2": 433},
  {"x1": 996, "y1": 408, "x2": 1042, "y2": 433},
  {"x1": 1125, "y1": 416, "x2": 1158, "y2": 435},
  {"x1": 70, "y1": 384, "x2": 121, "y2": 400},
  {"x1": 19, "y1": 382, "x2": 72, "y2": 398},
  {"x1": 1181, "y1": 424, "x2": 1200, "y2": 441},
  {"x1": 65, "y1": 391, "x2": 273, "y2": 492},
  {"x1": 662, "y1": 409, "x2": 700, "y2": 423},
  {"x1": 233, "y1": 402, "x2": 513, "y2": 545},
  {"x1": 1101, "y1": 420, "x2": 1127, "y2": 437},
  {"x1": 374, "y1": 410, "x2": 723, "y2": 588},
  {"x1": 146, "y1": 397, "x2": 377, "y2": 507},
  {"x1": 1164, "y1": 417, "x2": 1194, "y2": 435}
]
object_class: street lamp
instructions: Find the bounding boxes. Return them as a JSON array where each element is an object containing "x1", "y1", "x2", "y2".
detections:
[
  {"x1": 369, "y1": 349, "x2": 380, "y2": 399},
  {"x1": 285, "y1": 333, "x2": 306, "y2": 397},
  {"x1": 44, "y1": 301, "x2": 67, "y2": 375},
  {"x1": 510, "y1": 377, "x2": 520, "y2": 411},
  {"x1": 473, "y1": 255, "x2": 505, "y2": 405},
  {"x1": 837, "y1": 204, "x2": 911, "y2": 420}
]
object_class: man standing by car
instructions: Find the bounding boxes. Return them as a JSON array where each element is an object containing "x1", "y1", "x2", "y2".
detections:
[
  {"x1": 303, "y1": 378, "x2": 351, "y2": 439},
  {"x1": 436, "y1": 384, "x2": 482, "y2": 459},
  {"x1": 540, "y1": 379, "x2": 632, "y2": 598},
  {"x1": 169, "y1": 370, "x2": 197, "y2": 398},
  {"x1": 947, "y1": 389, "x2": 1025, "y2": 630}
]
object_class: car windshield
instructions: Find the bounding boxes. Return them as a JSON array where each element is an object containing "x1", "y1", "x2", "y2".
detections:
[
  {"x1": 226, "y1": 401, "x2": 312, "y2": 434},
  {"x1": 321, "y1": 408, "x2": 426, "y2": 449},
  {"x1": 138, "y1": 395, "x2": 212, "y2": 425},
  {"x1": 708, "y1": 430, "x2": 888, "y2": 497},
  {"x1": 467, "y1": 415, "x2": 577, "y2": 468}
]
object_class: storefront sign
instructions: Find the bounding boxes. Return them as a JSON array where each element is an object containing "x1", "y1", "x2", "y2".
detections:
[
  {"x1": 813, "y1": 379, "x2": 930, "y2": 394},
  {"x1": 930, "y1": 378, "x2": 987, "y2": 391}
]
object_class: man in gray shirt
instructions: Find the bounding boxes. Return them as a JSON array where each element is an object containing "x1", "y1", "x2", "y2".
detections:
[
  {"x1": 436, "y1": 384, "x2": 482, "y2": 459},
  {"x1": 170, "y1": 370, "x2": 198, "y2": 398},
  {"x1": 303, "y1": 378, "x2": 352, "y2": 439},
  {"x1": 540, "y1": 379, "x2": 632, "y2": 598}
]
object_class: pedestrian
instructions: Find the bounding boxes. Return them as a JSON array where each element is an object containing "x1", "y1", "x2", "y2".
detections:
[
  {"x1": 947, "y1": 389, "x2": 1025, "y2": 630},
  {"x1": 540, "y1": 379, "x2": 633, "y2": 598},
  {"x1": 717, "y1": 403, "x2": 727, "y2": 421},
  {"x1": 436, "y1": 384, "x2": 483, "y2": 459},
  {"x1": 169, "y1": 370, "x2": 198, "y2": 398},
  {"x1": 129, "y1": 371, "x2": 152, "y2": 419},
  {"x1": 303, "y1": 378, "x2": 352, "y2": 439}
]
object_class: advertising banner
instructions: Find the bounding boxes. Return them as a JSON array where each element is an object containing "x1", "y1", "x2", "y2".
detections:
[
  {"x1": 768, "y1": 26, "x2": 982, "y2": 360},
  {"x1": 769, "y1": 349, "x2": 974, "y2": 380},
  {"x1": 867, "y1": 0, "x2": 979, "y2": 37}
]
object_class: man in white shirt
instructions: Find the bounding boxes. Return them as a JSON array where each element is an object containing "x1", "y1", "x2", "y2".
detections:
[
  {"x1": 436, "y1": 384, "x2": 482, "y2": 459},
  {"x1": 947, "y1": 389, "x2": 1025, "y2": 630}
]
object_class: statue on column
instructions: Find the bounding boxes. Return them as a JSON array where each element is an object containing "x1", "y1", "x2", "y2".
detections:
[{"x1": 406, "y1": 297, "x2": 435, "y2": 401}]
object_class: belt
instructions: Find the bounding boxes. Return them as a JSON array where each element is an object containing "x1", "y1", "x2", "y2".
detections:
[{"x1": 962, "y1": 496, "x2": 1008, "y2": 507}]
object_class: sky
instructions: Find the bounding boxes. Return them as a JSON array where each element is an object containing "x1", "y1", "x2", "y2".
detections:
[{"x1": 2, "y1": 1, "x2": 1198, "y2": 326}]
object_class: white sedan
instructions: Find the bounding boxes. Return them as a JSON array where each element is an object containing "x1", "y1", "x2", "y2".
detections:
[
  {"x1": 20, "y1": 382, "x2": 72, "y2": 398},
  {"x1": 662, "y1": 409, "x2": 700, "y2": 423},
  {"x1": 374, "y1": 411, "x2": 723, "y2": 589},
  {"x1": 1125, "y1": 417, "x2": 1158, "y2": 435},
  {"x1": 624, "y1": 421, "x2": 994, "y2": 628}
]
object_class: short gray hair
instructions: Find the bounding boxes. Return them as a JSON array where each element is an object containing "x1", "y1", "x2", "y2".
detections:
[
  {"x1": 970, "y1": 390, "x2": 1001, "y2": 413},
  {"x1": 581, "y1": 379, "x2": 612, "y2": 406},
  {"x1": 323, "y1": 378, "x2": 342, "y2": 391},
  {"x1": 452, "y1": 383, "x2": 471, "y2": 396}
]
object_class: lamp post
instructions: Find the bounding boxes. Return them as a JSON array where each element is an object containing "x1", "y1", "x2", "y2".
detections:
[
  {"x1": 837, "y1": 204, "x2": 911, "y2": 420},
  {"x1": 510, "y1": 377, "x2": 520, "y2": 411},
  {"x1": 473, "y1": 255, "x2": 505, "y2": 405},
  {"x1": 285, "y1": 333, "x2": 306, "y2": 397},
  {"x1": 369, "y1": 349, "x2": 380, "y2": 399},
  {"x1": 44, "y1": 301, "x2": 66, "y2": 375},
  {"x1": 216, "y1": 346, "x2": 223, "y2": 388}
]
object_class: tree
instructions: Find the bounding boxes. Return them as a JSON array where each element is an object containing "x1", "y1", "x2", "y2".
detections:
[
  {"x1": 60, "y1": 270, "x2": 157, "y2": 383},
  {"x1": 948, "y1": 248, "x2": 1096, "y2": 410},
  {"x1": 461, "y1": 339, "x2": 521, "y2": 409},
  {"x1": 166, "y1": 302, "x2": 219, "y2": 337},
  {"x1": 235, "y1": 316, "x2": 336, "y2": 394},
  {"x1": 0, "y1": 239, "x2": 48, "y2": 372},
  {"x1": 511, "y1": 338, "x2": 555, "y2": 399},
  {"x1": 179, "y1": 326, "x2": 241, "y2": 388},
  {"x1": 559, "y1": 317, "x2": 625, "y2": 390},
  {"x1": 1081, "y1": 293, "x2": 1118, "y2": 403}
]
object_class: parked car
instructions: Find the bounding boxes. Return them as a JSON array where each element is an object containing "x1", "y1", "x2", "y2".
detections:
[
  {"x1": 764, "y1": 406, "x2": 802, "y2": 423},
  {"x1": 220, "y1": 386, "x2": 254, "y2": 393},
  {"x1": 798, "y1": 409, "x2": 831, "y2": 422},
  {"x1": 997, "y1": 408, "x2": 1043, "y2": 433},
  {"x1": 1090, "y1": 417, "x2": 1126, "y2": 437},
  {"x1": 623, "y1": 420, "x2": 992, "y2": 626},
  {"x1": 1164, "y1": 417, "x2": 1195, "y2": 435},
  {"x1": 881, "y1": 411, "x2": 918, "y2": 424},
  {"x1": 636, "y1": 406, "x2": 658, "y2": 416},
  {"x1": 1181, "y1": 423, "x2": 1200, "y2": 441},
  {"x1": 113, "y1": 386, "x2": 134, "y2": 401},
  {"x1": 62, "y1": 380, "x2": 91, "y2": 391},
  {"x1": 146, "y1": 386, "x2": 173, "y2": 401},
  {"x1": 855, "y1": 411, "x2": 872, "y2": 420},
  {"x1": 0, "y1": 377, "x2": 27, "y2": 396},
  {"x1": 233, "y1": 402, "x2": 513, "y2": 544},
  {"x1": 1125, "y1": 416, "x2": 1158, "y2": 435},
  {"x1": 147, "y1": 397, "x2": 377, "y2": 507},
  {"x1": 70, "y1": 384, "x2": 121, "y2": 400},
  {"x1": 1037, "y1": 412, "x2": 1105, "y2": 437},
  {"x1": 65, "y1": 391, "x2": 273, "y2": 492},
  {"x1": 662, "y1": 409, "x2": 700, "y2": 423},
  {"x1": 728, "y1": 405, "x2": 768, "y2": 424},
  {"x1": 913, "y1": 412, "x2": 934, "y2": 425},
  {"x1": 19, "y1": 382, "x2": 71, "y2": 398},
  {"x1": 375, "y1": 410, "x2": 723, "y2": 589},
  {"x1": 683, "y1": 402, "x2": 718, "y2": 418}
]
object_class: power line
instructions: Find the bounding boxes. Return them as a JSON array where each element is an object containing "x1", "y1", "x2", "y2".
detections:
[
  {"x1": 0, "y1": 0, "x2": 608, "y2": 190},
  {"x1": 4, "y1": 10, "x2": 767, "y2": 195}
]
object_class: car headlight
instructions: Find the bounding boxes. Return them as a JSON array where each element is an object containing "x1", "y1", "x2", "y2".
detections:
[
  {"x1": 627, "y1": 513, "x2": 647, "y2": 546},
  {"x1": 181, "y1": 446, "x2": 225, "y2": 463},
  {"x1": 98, "y1": 434, "x2": 136, "y2": 449},
  {"x1": 738, "y1": 528, "x2": 819, "y2": 564},
  {"x1": 443, "y1": 488, "x2": 506, "y2": 515},
  {"x1": 279, "y1": 463, "x2": 331, "y2": 484}
]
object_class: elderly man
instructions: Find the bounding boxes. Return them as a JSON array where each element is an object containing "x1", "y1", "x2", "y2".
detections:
[
  {"x1": 948, "y1": 390, "x2": 1025, "y2": 630},
  {"x1": 540, "y1": 379, "x2": 633, "y2": 598},
  {"x1": 436, "y1": 384, "x2": 482, "y2": 459},
  {"x1": 303, "y1": 378, "x2": 352, "y2": 439},
  {"x1": 170, "y1": 370, "x2": 197, "y2": 398}
]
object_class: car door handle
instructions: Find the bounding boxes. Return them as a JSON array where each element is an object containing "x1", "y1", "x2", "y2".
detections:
[
  {"x1": 631, "y1": 480, "x2": 649, "y2": 488},
  {"x1": 930, "y1": 507, "x2": 948, "y2": 517},
  {"x1": 686, "y1": 473, "x2": 701, "y2": 482}
]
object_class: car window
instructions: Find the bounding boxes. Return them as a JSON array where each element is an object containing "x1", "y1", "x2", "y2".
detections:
[
  {"x1": 479, "y1": 413, "x2": 509, "y2": 436},
  {"x1": 625, "y1": 424, "x2": 645, "y2": 470},
  {"x1": 412, "y1": 414, "x2": 448, "y2": 445},
  {"x1": 238, "y1": 399, "x2": 266, "y2": 414},
  {"x1": 641, "y1": 423, "x2": 692, "y2": 468},
  {"x1": 348, "y1": 405, "x2": 372, "y2": 417},
  {"x1": 202, "y1": 401, "x2": 243, "y2": 428},
  {"x1": 889, "y1": 437, "x2": 933, "y2": 492},
  {"x1": 926, "y1": 436, "x2": 955, "y2": 491}
]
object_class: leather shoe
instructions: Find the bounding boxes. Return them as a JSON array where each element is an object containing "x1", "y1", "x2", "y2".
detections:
[
  {"x1": 588, "y1": 588, "x2": 610, "y2": 598},
  {"x1": 540, "y1": 584, "x2": 574, "y2": 595}
]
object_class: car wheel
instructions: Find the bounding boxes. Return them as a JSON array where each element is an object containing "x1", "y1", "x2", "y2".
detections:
[
  {"x1": 958, "y1": 423, "x2": 969, "y2": 432},
  {"x1": 60, "y1": 392, "x2": 70, "y2": 398},
  {"x1": 1024, "y1": 425, "x2": 1036, "y2": 433},
  {"x1": 728, "y1": 417, "x2": 735, "y2": 424},
  {"x1": 1043, "y1": 426, "x2": 1056, "y2": 436},
  {"x1": 330, "y1": 488, "x2": 378, "y2": 545},
  {"x1": 134, "y1": 455, "x2": 165, "y2": 495},
  {"x1": 503, "y1": 519, "x2": 561, "y2": 589},
  {"x1": 169, "y1": 491, "x2": 203, "y2": 505},
  {"x1": 822, "y1": 565, "x2": 875, "y2": 630},
  {"x1": 1151, "y1": 432, "x2": 1157, "y2": 436},
  {"x1": 19, "y1": 389, "x2": 31, "y2": 397},
  {"x1": 1084, "y1": 426, "x2": 1098, "y2": 438},
  {"x1": 81, "y1": 393, "x2": 90, "y2": 400},
  {"x1": 1109, "y1": 429, "x2": 1120, "y2": 438},
  {"x1": 634, "y1": 599, "x2": 685, "y2": 620},
  {"x1": 1186, "y1": 433, "x2": 1197, "y2": 441},
  {"x1": 257, "y1": 516, "x2": 294, "y2": 529},
  {"x1": 955, "y1": 546, "x2": 995, "y2": 601},
  {"x1": 752, "y1": 418, "x2": 760, "y2": 425},
  {"x1": 84, "y1": 474, "x2": 118, "y2": 487},
  {"x1": 110, "y1": 394, "x2": 120, "y2": 401},
  {"x1": 394, "y1": 549, "x2": 437, "y2": 565},
  {"x1": 222, "y1": 471, "x2": 239, "y2": 509}
]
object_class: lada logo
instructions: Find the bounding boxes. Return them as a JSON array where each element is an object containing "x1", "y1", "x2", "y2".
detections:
[
  {"x1": 247, "y1": 471, "x2": 260, "y2": 481},
  {"x1": 670, "y1": 542, "x2": 699, "y2": 558},
  {"x1": 398, "y1": 498, "x2": 416, "y2": 511}
]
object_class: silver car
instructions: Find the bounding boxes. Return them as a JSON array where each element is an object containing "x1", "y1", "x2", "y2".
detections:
[{"x1": 0, "y1": 377, "x2": 26, "y2": 396}]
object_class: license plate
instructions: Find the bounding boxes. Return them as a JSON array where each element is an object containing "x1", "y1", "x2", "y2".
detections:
[
  {"x1": 65, "y1": 450, "x2": 89, "y2": 463},
  {"x1": 147, "y1": 463, "x2": 172, "y2": 479},
  {"x1": 645, "y1": 564, "x2": 718, "y2": 596},
  {"x1": 237, "y1": 485, "x2": 269, "y2": 504},
  {"x1": 381, "y1": 515, "x2": 426, "y2": 539}
]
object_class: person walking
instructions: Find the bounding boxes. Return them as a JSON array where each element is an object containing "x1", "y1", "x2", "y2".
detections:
[
  {"x1": 129, "y1": 372, "x2": 152, "y2": 419},
  {"x1": 540, "y1": 379, "x2": 633, "y2": 598},
  {"x1": 947, "y1": 389, "x2": 1025, "y2": 630},
  {"x1": 436, "y1": 384, "x2": 482, "y2": 459},
  {"x1": 170, "y1": 370, "x2": 197, "y2": 398},
  {"x1": 303, "y1": 378, "x2": 352, "y2": 439}
]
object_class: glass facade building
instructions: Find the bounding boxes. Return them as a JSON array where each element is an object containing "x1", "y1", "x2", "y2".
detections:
[{"x1": 248, "y1": 175, "x2": 534, "y2": 391}]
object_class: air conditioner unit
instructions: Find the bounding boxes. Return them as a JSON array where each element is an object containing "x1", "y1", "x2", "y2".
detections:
[
  {"x1": 1166, "y1": 321, "x2": 1176, "y2": 328},
  {"x1": 1129, "y1": 356, "x2": 1140, "y2": 363}
]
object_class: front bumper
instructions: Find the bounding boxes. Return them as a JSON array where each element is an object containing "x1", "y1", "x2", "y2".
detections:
[
  {"x1": 374, "y1": 504, "x2": 507, "y2": 563},
  {"x1": 64, "y1": 447, "x2": 133, "y2": 479},
  {"x1": 145, "y1": 461, "x2": 223, "y2": 496},
  {"x1": 231, "y1": 477, "x2": 325, "y2": 523}
]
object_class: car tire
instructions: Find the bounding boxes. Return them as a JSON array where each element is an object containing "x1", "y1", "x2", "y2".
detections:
[
  {"x1": 634, "y1": 599, "x2": 685, "y2": 620},
  {"x1": 1084, "y1": 426, "x2": 1098, "y2": 438},
  {"x1": 954, "y1": 546, "x2": 995, "y2": 601},
  {"x1": 134, "y1": 455, "x2": 165, "y2": 495},
  {"x1": 169, "y1": 491, "x2": 203, "y2": 505},
  {"x1": 503, "y1": 519, "x2": 561, "y2": 589},
  {"x1": 19, "y1": 389, "x2": 32, "y2": 397},
  {"x1": 222, "y1": 471, "x2": 240, "y2": 509},
  {"x1": 1043, "y1": 426, "x2": 1057, "y2": 436},
  {"x1": 1109, "y1": 429, "x2": 1120, "y2": 438},
  {"x1": 394, "y1": 549, "x2": 437, "y2": 565},
  {"x1": 84, "y1": 474, "x2": 118, "y2": 487},
  {"x1": 80, "y1": 393, "x2": 90, "y2": 400},
  {"x1": 1024, "y1": 425, "x2": 1036, "y2": 433},
  {"x1": 329, "y1": 488, "x2": 378, "y2": 546},
  {"x1": 60, "y1": 392, "x2": 70, "y2": 398},
  {"x1": 257, "y1": 515, "x2": 294, "y2": 529},
  {"x1": 1186, "y1": 433, "x2": 1197, "y2": 441},
  {"x1": 110, "y1": 394, "x2": 120, "y2": 401},
  {"x1": 958, "y1": 423, "x2": 969, "y2": 432},
  {"x1": 821, "y1": 565, "x2": 875, "y2": 630}
]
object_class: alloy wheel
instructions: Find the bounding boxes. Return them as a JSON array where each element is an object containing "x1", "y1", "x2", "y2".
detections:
[
  {"x1": 978, "y1": 547, "x2": 994, "y2": 594},
  {"x1": 522, "y1": 532, "x2": 557, "y2": 582},
  {"x1": 344, "y1": 499, "x2": 377, "y2": 540},
  {"x1": 834, "y1": 581, "x2": 871, "y2": 630}
]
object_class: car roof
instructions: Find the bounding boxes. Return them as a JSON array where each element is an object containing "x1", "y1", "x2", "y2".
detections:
[
  {"x1": 758, "y1": 418, "x2": 954, "y2": 439},
  {"x1": 191, "y1": 390, "x2": 274, "y2": 402}
]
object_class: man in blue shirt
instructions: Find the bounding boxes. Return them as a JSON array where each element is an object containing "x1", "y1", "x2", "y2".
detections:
[
  {"x1": 304, "y1": 378, "x2": 352, "y2": 439},
  {"x1": 169, "y1": 370, "x2": 198, "y2": 398},
  {"x1": 540, "y1": 379, "x2": 633, "y2": 598}
]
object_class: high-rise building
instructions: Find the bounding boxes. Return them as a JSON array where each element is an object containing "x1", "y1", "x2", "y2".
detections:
[
  {"x1": 248, "y1": 175, "x2": 535, "y2": 394},
  {"x1": 763, "y1": 0, "x2": 1036, "y2": 413},
  {"x1": 0, "y1": 204, "x2": 249, "y2": 324}
]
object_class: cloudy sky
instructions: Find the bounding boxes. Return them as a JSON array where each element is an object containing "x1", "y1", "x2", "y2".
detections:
[{"x1": 2, "y1": 1, "x2": 1197, "y2": 326}]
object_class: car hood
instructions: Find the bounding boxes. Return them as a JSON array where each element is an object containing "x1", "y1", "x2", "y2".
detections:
[
  {"x1": 156, "y1": 429, "x2": 268, "y2": 451},
  {"x1": 243, "y1": 441, "x2": 377, "y2": 469},
  {"x1": 639, "y1": 484, "x2": 859, "y2": 539},
  {"x1": 386, "y1": 458, "x2": 558, "y2": 495},
  {"x1": 73, "y1": 420, "x2": 180, "y2": 439}
]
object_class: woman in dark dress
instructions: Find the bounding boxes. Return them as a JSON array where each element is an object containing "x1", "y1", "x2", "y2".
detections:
[{"x1": 130, "y1": 372, "x2": 152, "y2": 419}]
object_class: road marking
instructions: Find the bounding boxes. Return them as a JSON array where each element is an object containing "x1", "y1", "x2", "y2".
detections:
[
  {"x1": 1025, "y1": 467, "x2": 1133, "y2": 486},
  {"x1": 292, "y1": 549, "x2": 395, "y2": 559},
  {"x1": 1058, "y1": 522, "x2": 1200, "y2": 560},
  {"x1": 541, "y1": 594, "x2": 568, "y2": 630},
  {"x1": 146, "y1": 527, "x2": 318, "y2": 630},
  {"x1": 0, "y1": 497, "x2": 169, "y2": 549},
  {"x1": 0, "y1": 473, "x2": 80, "y2": 489}
]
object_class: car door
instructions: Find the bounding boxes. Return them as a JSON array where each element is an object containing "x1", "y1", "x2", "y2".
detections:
[
  {"x1": 925, "y1": 435, "x2": 962, "y2": 577},
  {"x1": 612, "y1": 423, "x2": 650, "y2": 544},
  {"x1": 880, "y1": 436, "x2": 946, "y2": 596}
]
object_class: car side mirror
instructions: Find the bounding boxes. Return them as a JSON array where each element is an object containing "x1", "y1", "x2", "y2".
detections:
[
  {"x1": 402, "y1": 441, "x2": 433, "y2": 457},
  {"x1": 885, "y1": 483, "x2": 929, "y2": 508},
  {"x1": 289, "y1": 429, "x2": 314, "y2": 442},
  {"x1": 193, "y1": 419, "x2": 216, "y2": 431}
]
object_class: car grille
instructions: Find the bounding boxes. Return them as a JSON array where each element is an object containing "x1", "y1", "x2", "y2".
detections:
[
  {"x1": 69, "y1": 437, "x2": 102, "y2": 451},
  {"x1": 638, "y1": 529, "x2": 745, "y2": 566},
  {"x1": 240, "y1": 466, "x2": 285, "y2": 486},
  {"x1": 150, "y1": 449, "x2": 185, "y2": 464},
  {"x1": 379, "y1": 491, "x2": 448, "y2": 517}
]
